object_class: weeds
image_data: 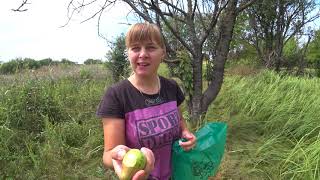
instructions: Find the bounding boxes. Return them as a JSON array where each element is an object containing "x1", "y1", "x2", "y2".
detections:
[
  {"x1": 0, "y1": 65, "x2": 110, "y2": 179},
  {"x1": 1, "y1": 66, "x2": 319, "y2": 179},
  {"x1": 208, "y1": 70, "x2": 320, "y2": 179}
]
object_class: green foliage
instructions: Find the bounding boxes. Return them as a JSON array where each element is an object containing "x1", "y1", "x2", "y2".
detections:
[
  {"x1": 173, "y1": 50, "x2": 193, "y2": 98},
  {"x1": 283, "y1": 37, "x2": 300, "y2": 67},
  {"x1": 0, "y1": 58, "x2": 75, "y2": 75},
  {"x1": 307, "y1": 30, "x2": 320, "y2": 62},
  {"x1": 106, "y1": 34, "x2": 129, "y2": 82},
  {"x1": 307, "y1": 30, "x2": 320, "y2": 76},
  {"x1": 60, "y1": 58, "x2": 76, "y2": 65},
  {"x1": 229, "y1": 12, "x2": 257, "y2": 61},
  {"x1": 245, "y1": 0, "x2": 318, "y2": 70},
  {"x1": 79, "y1": 67, "x2": 92, "y2": 79},
  {"x1": 3, "y1": 80, "x2": 70, "y2": 134},
  {"x1": 283, "y1": 38, "x2": 299, "y2": 57},
  {"x1": 0, "y1": 58, "x2": 25, "y2": 74},
  {"x1": 1, "y1": 66, "x2": 319, "y2": 179},
  {"x1": 157, "y1": 63, "x2": 170, "y2": 78},
  {"x1": 23, "y1": 58, "x2": 41, "y2": 69},
  {"x1": 0, "y1": 58, "x2": 43, "y2": 74},
  {"x1": 84, "y1": 59, "x2": 103, "y2": 65},
  {"x1": 207, "y1": 70, "x2": 320, "y2": 179},
  {"x1": 38, "y1": 58, "x2": 59, "y2": 66},
  {"x1": 0, "y1": 72, "x2": 109, "y2": 179}
]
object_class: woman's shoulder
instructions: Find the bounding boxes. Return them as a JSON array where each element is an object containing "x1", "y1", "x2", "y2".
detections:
[
  {"x1": 107, "y1": 79, "x2": 131, "y2": 93},
  {"x1": 111, "y1": 79, "x2": 130, "y2": 88},
  {"x1": 159, "y1": 76, "x2": 180, "y2": 88}
]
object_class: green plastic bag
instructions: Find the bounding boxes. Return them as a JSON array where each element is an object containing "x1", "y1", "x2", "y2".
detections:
[{"x1": 172, "y1": 122, "x2": 227, "y2": 180}]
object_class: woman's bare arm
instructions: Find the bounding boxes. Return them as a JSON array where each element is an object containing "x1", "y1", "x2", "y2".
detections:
[{"x1": 102, "y1": 117, "x2": 126, "y2": 168}]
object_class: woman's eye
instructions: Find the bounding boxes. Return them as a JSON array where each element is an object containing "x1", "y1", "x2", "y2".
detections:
[{"x1": 131, "y1": 47, "x2": 140, "y2": 51}]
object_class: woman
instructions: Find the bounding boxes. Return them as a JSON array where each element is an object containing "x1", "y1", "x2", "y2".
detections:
[{"x1": 96, "y1": 22, "x2": 196, "y2": 180}]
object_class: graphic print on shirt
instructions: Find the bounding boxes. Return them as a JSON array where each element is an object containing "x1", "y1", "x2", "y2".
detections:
[
  {"x1": 137, "y1": 108, "x2": 180, "y2": 149},
  {"x1": 125, "y1": 101, "x2": 181, "y2": 150}
]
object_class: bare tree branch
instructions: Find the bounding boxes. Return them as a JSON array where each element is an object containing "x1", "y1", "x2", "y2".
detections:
[
  {"x1": 237, "y1": 0, "x2": 257, "y2": 13},
  {"x1": 191, "y1": 0, "x2": 197, "y2": 20},
  {"x1": 124, "y1": 0, "x2": 153, "y2": 22},
  {"x1": 150, "y1": 0, "x2": 195, "y2": 55},
  {"x1": 61, "y1": 0, "x2": 102, "y2": 27},
  {"x1": 80, "y1": 1, "x2": 115, "y2": 24},
  {"x1": 199, "y1": 1, "x2": 227, "y2": 46},
  {"x1": 12, "y1": 0, "x2": 30, "y2": 12},
  {"x1": 160, "y1": 0, "x2": 188, "y2": 17}
]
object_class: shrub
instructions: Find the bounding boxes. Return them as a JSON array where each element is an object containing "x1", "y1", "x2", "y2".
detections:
[
  {"x1": 0, "y1": 58, "x2": 43, "y2": 74},
  {"x1": 0, "y1": 58, "x2": 23, "y2": 74},
  {"x1": 106, "y1": 34, "x2": 129, "y2": 82},
  {"x1": 60, "y1": 58, "x2": 76, "y2": 65},
  {"x1": 84, "y1": 59, "x2": 103, "y2": 65},
  {"x1": 39, "y1": 58, "x2": 59, "y2": 66},
  {"x1": 4, "y1": 80, "x2": 70, "y2": 134},
  {"x1": 23, "y1": 58, "x2": 40, "y2": 70}
]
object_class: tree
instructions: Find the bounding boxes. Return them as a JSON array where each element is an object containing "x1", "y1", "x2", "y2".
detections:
[
  {"x1": 246, "y1": 0, "x2": 320, "y2": 71},
  {"x1": 283, "y1": 37, "x2": 300, "y2": 69},
  {"x1": 60, "y1": 58, "x2": 76, "y2": 65},
  {"x1": 72, "y1": 0, "x2": 257, "y2": 125},
  {"x1": 106, "y1": 34, "x2": 129, "y2": 82},
  {"x1": 307, "y1": 29, "x2": 320, "y2": 76},
  {"x1": 84, "y1": 59, "x2": 103, "y2": 65},
  {"x1": 13, "y1": 0, "x2": 256, "y2": 126}
]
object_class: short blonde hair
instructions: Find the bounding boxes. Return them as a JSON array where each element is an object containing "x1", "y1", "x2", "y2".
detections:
[{"x1": 125, "y1": 23, "x2": 166, "y2": 50}]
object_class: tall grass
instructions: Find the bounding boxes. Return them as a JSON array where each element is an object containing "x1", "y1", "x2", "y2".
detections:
[
  {"x1": 0, "y1": 65, "x2": 115, "y2": 179},
  {"x1": 209, "y1": 70, "x2": 320, "y2": 179},
  {"x1": 1, "y1": 65, "x2": 319, "y2": 179}
]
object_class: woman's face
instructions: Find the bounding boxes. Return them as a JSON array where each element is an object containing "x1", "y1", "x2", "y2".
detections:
[{"x1": 128, "y1": 40, "x2": 165, "y2": 77}]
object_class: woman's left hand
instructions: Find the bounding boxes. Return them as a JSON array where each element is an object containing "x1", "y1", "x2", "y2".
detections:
[{"x1": 179, "y1": 129, "x2": 196, "y2": 151}]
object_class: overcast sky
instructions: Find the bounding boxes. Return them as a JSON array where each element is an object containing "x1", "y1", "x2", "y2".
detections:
[{"x1": 0, "y1": 0, "x2": 135, "y2": 64}]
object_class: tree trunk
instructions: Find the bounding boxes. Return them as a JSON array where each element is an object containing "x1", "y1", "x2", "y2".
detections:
[
  {"x1": 201, "y1": 0, "x2": 238, "y2": 117},
  {"x1": 189, "y1": 53, "x2": 204, "y2": 127},
  {"x1": 264, "y1": 31, "x2": 275, "y2": 68},
  {"x1": 274, "y1": 0, "x2": 285, "y2": 72},
  {"x1": 296, "y1": 35, "x2": 311, "y2": 75}
]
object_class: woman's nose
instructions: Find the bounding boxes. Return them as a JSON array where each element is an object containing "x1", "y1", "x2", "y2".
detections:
[{"x1": 139, "y1": 47, "x2": 149, "y2": 58}]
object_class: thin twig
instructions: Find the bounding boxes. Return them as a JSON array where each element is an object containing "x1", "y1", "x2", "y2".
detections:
[{"x1": 12, "y1": 0, "x2": 30, "y2": 12}]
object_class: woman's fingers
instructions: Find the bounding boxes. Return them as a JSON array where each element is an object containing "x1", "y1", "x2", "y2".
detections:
[
  {"x1": 179, "y1": 141, "x2": 195, "y2": 151},
  {"x1": 132, "y1": 170, "x2": 147, "y2": 180},
  {"x1": 110, "y1": 145, "x2": 130, "y2": 177},
  {"x1": 111, "y1": 145, "x2": 130, "y2": 160},
  {"x1": 140, "y1": 147, "x2": 155, "y2": 175},
  {"x1": 179, "y1": 131, "x2": 197, "y2": 151}
]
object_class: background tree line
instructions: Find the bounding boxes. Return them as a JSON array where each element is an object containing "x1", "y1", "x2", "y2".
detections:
[{"x1": 0, "y1": 58, "x2": 103, "y2": 75}]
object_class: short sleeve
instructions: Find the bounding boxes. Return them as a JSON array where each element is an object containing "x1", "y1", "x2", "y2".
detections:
[
  {"x1": 96, "y1": 86, "x2": 124, "y2": 119},
  {"x1": 175, "y1": 81, "x2": 185, "y2": 106}
]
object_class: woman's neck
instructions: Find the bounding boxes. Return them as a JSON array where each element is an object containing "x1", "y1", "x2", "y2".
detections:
[{"x1": 129, "y1": 74, "x2": 160, "y2": 94}]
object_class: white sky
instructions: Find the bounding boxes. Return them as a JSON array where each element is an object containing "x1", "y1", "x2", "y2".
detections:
[{"x1": 0, "y1": 0, "x2": 135, "y2": 64}]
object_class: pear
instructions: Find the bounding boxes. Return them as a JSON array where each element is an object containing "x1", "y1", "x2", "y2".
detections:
[{"x1": 120, "y1": 149, "x2": 147, "y2": 180}]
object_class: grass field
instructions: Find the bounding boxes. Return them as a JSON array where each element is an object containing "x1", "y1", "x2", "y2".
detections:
[{"x1": 0, "y1": 64, "x2": 319, "y2": 179}]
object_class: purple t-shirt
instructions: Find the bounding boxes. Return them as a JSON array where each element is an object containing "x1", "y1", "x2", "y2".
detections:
[{"x1": 96, "y1": 76, "x2": 184, "y2": 180}]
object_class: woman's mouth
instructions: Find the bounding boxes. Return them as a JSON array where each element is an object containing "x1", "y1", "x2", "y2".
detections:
[{"x1": 137, "y1": 62, "x2": 150, "y2": 67}]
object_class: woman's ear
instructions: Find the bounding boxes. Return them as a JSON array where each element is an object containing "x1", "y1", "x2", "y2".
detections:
[{"x1": 161, "y1": 49, "x2": 166, "y2": 60}]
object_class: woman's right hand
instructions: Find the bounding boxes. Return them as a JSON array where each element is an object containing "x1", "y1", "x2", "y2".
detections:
[
  {"x1": 111, "y1": 145, "x2": 155, "y2": 180},
  {"x1": 110, "y1": 145, "x2": 130, "y2": 177}
]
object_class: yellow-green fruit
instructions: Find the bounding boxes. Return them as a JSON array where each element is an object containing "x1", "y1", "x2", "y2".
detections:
[{"x1": 120, "y1": 149, "x2": 147, "y2": 180}]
